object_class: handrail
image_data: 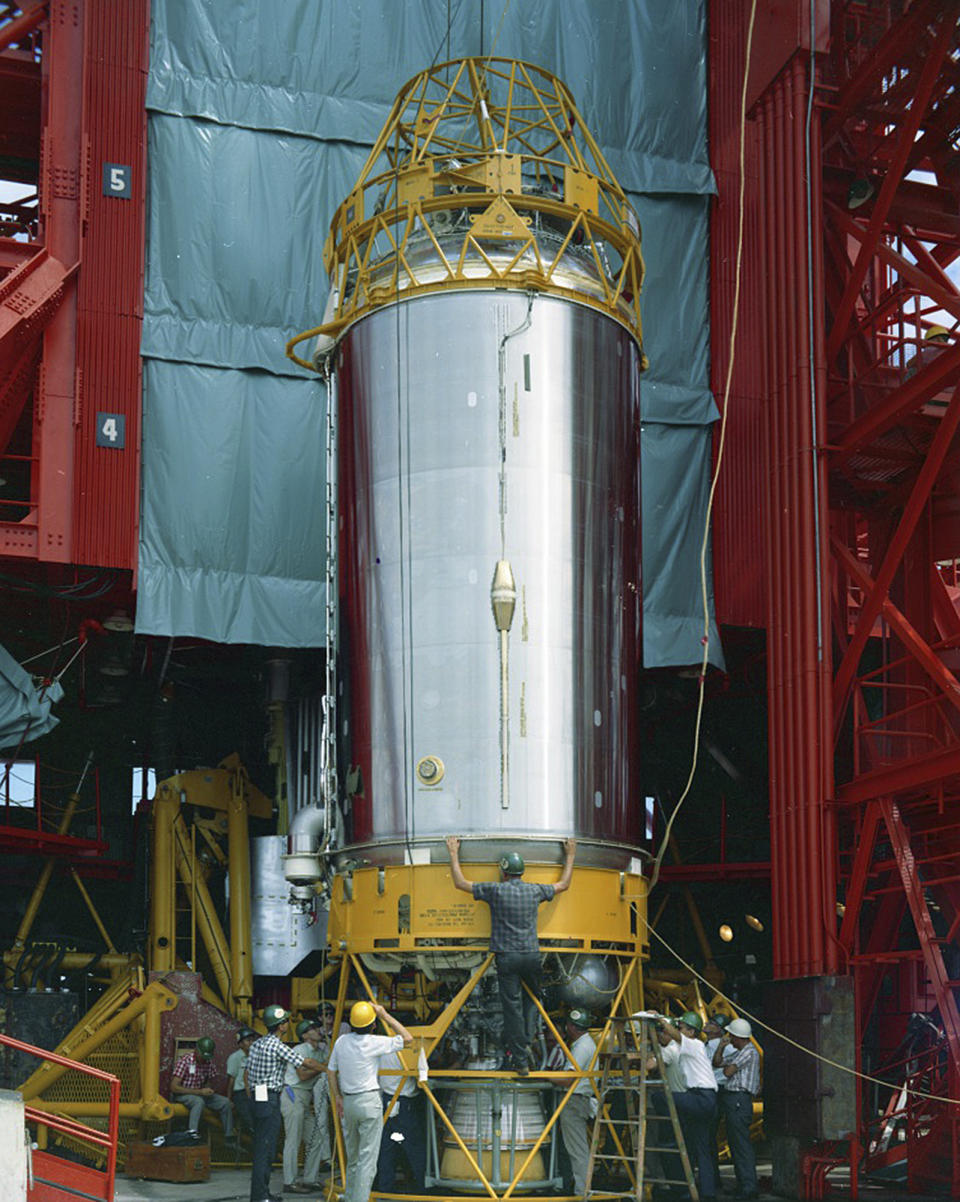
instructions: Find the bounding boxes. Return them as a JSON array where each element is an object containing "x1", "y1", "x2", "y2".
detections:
[{"x1": 0, "y1": 1031, "x2": 120, "y2": 1200}]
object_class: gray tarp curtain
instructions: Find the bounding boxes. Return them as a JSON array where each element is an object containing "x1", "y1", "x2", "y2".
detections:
[
  {"x1": 139, "y1": 0, "x2": 723, "y2": 668},
  {"x1": 0, "y1": 643, "x2": 62, "y2": 750}
]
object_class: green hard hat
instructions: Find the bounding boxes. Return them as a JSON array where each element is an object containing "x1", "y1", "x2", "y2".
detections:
[
  {"x1": 499, "y1": 851, "x2": 525, "y2": 876},
  {"x1": 297, "y1": 1018, "x2": 321, "y2": 1040},
  {"x1": 195, "y1": 1036, "x2": 215, "y2": 1060},
  {"x1": 678, "y1": 1011, "x2": 703, "y2": 1032},
  {"x1": 263, "y1": 1003, "x2": 291, "y2": 1030}
]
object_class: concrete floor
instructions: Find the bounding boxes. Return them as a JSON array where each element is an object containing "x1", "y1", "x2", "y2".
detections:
[
  {"x1": 115, "y1": 1166, "x2": 330, "y2": 1201},
  {"x1": 111, "y1": 1162, "x2": 925, "y2": 1201}
]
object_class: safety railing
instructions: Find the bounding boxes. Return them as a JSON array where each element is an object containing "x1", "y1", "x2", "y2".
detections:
[{"x1": 0, "y1": 1031, "x2": 120, "y2": 1201}]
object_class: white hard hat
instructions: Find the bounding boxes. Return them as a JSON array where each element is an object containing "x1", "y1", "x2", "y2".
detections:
[{"x1": 728, "y1": 1018, "x2": 752, "y2": 1038}]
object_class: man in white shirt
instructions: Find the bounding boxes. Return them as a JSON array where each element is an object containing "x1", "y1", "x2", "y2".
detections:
[
  {"x1": 656, "y1": 1012, "x2": 718, "y2": 1201},
  {"x1": 555, "y1": 1008, "x2": 597, "y2": 1198},
  {"x1": 328, "y1": 1001, "x2": 413, "y2": 1202}
]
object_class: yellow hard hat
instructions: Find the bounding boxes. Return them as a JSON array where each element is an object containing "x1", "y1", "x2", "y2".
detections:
[
  {"x1": 925, "y1": 324, "x2": 950, "y2": 341},
  {"x1": 350, "y1": 1000, "x2": 377, "y2": 1028}
]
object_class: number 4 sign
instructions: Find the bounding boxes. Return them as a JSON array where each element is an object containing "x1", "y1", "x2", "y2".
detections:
[{"x1": 96, "y1": 413, "x2": 126, "y2": 449}]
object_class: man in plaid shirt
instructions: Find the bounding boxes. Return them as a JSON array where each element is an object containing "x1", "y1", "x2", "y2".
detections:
[
  {"x1": 446, "y1": 835, "x2": 576, "y2": 1073},
  {"x1": 171, "y1": 1036, "x2": 234, "y2": 1138},
  {"x1": 715, "y1": 1018, "x2": 761, "y2": 1201},
  {"x1": 245, "y1": 1005, "x2": 325, "y2": 1202}
]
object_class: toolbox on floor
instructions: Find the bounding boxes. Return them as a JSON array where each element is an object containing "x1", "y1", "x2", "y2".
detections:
[{"x1": 125, "y1": 1139, "x2": 211, "y2": 1182}]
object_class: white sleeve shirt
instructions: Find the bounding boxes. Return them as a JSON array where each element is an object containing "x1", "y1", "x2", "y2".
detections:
[
  {"x1": 676, "y1": 1034, "x2": 718, "y2": 1091},
  {"x1": 328, "y1": 1032, "x2": 405, "y2": 1094}
]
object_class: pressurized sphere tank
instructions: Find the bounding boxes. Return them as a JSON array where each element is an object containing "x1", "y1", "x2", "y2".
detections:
[{"x1": 290, "y1": 57, "x2": 648, "y2": 876}]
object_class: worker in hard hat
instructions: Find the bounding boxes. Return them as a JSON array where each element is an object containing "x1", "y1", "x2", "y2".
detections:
[
  {"x1": 645, "y1": 1019, "x2": 688, "y2": 1195},
  {"x1": 714, "y1": 1018, "x2": 760, "y2": 1201},
  {"x1": 281, "y1": 1018, "x2": 326, "y2": 1194},
  {"x1": 703, "y1": 1013, "x2": 732, "y2": 1185},
  {"x1": 446, "y1": 834, "x2": 576, "y2": 1073},
  {"x1": 170, "y1": 1034, "x2": 234, "y2": 1141},
  {"x1": 226, "y1": 1027, "x2": 257, "y2": 1137},
  {"x1": 905, "y1": 323, "x2": 952, "y2": 379},
  {"x1": 304, "y1": 1005, "x2": 335, "y2": 1183},
  {"x1": 554, "y1": 1008, "x2": 598, "y2": 1199},
  {"x1": 327, "y1": 1000, "x2": 413, "y2": 1202},
  {"x1": 654, "y1": 1011, "x2": 719, "y2": 1201},
  {"x1": 245, "y1": 1005, "x2": 326, "y2": 1202}
]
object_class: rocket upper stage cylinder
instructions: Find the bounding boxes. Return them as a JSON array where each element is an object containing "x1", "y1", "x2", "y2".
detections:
[{"x1": 337, "y1": 290, "x2": 642, "y2": 866}]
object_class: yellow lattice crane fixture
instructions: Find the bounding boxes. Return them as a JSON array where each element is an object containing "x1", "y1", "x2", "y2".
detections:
[{"x1": 288, "y1": 57, "x2": 646, "y2": 367}]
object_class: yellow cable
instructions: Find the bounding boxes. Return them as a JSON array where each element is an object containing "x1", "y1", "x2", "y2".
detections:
[
  {"x1": 648, "y1": 0, "x2": 758, "y2": 894},
  {"x1": 642, "y1": 912, "x2": 960, "y2": 1107}
]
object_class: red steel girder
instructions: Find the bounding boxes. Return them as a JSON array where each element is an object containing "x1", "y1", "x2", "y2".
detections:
[
  {"x1": 827, "y1": 11, "x2": 956, "y2": 362},
  {"x1": 0, "y1": 247, "x2": 72, "y2": 354},
  {"x1": 0, "y1": 823, "x2": 106, "y2": 856},
  {"x1": 0, "y1": 0, "x2": 45, "y2": 54},
  {"x1": 832, "y1": 340, "x2": 960, "y2": 458},
  {"x1": 838, "y1": 744, "x2": 960, "y2": 807},
  {"x1": 831, "y1": 381, "x2": 960, "y2": 723},
  {"x1": 828, "y1": 203, "x2": 960, "y2": 329},
  {"x1": 822, "y1": 0, "x2": 946, "y2": 148},
  {"x1": 881, "y1": 797, "x2": 960, "y2": 1083}
]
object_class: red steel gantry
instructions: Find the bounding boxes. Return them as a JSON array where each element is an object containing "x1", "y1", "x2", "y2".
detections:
[
  {"x1": 712, "y1": 0, "x2": 960, "y2": 1191},
  {"x1": 0, "y1": 0, "x2": 147, "y2": 572}
]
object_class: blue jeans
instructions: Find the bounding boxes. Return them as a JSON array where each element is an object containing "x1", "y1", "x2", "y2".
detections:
[
  {"x1": 375, "y1": 1092, "x2": 427, "y2": 1191},
  {"x1": 495, "y1": 951, "x2": 542, "y2": 1063},
  {"x1": 720, "y1": 1090, "x2": 757, "y2": 1195},
  {"x1": 673, "y1": 1087, "x2": 718, "y2": 1197},
  {"x1": 250, "y1": 1089, "x2": 282, "y2": 1201}
]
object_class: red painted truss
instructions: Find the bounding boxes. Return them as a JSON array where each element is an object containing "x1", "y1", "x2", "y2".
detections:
[{"x1": 0, "y1": 0, "x2": 148, "y2": 571}]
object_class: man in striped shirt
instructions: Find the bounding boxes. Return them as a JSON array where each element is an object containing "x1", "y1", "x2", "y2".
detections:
[
  {"x1": 714, "y1": 1018, "x2": 760, "y2": 1201},
  {"x1": 246, "y1": 1005, "x2": 325, "y2": 1202}
]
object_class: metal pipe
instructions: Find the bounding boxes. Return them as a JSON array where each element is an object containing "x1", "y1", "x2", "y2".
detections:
[
  {"x1": 69, "y1": 869, "x2": 117, "y2": 953},
  {"x1": 150, "y1": 785, "x2": 178, "y2": 972},
  {"x1": 27, "y1": 1099, "x2": 173, "y2": 1121},
  {"x1": 141, "y1": 980, "x2": 161, "y2": 1107},
  {"x1": 227, "y1": 772, "x2": 254, "y2": 1021}
]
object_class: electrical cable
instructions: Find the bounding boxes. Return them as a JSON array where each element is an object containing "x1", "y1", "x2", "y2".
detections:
[
  {"x1": 647, "y1": 0, "x2": 758, "y2": 895},
  {"x1": 20, "y1": 637, "x2": 79, "y2": 667},
  {"x1": 641, "y1": 910, "x2": 960, "y2": 1107},
  {"x1": 429, "y1": 0, "x2": 460, "y2": 69},
  {"x1": 393, "y1": 157, "x2": 415, "y2": 868}
]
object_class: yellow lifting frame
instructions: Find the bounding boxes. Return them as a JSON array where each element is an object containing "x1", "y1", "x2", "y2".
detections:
[{"x1": 287, "y1": 57, "x2": 646, "y2": 370}]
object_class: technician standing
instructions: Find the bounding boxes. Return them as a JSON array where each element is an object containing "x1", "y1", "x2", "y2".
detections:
[
  {"x1": 245, "y1": 1005, "x2": 325, "y2": 1202},
  {"x1": 328, "y1": 1000, "x2": 413, "y2": 1202},
  {"x1": 226, "y1": 1028, "x2": 257, "y2": 1136},
  {"x1": 445, "y1": 835, "x2": 576, "y2": 1072},
  {"x1": 556, "y1": 1008, "x2": 598, "y2": 1198},
  {"x1": 715, "y1": 1018, "x2": 760, "y2": 1201},
  {"x1": 656, "y1": 1012, "x2": 719, "y2": 1202}
]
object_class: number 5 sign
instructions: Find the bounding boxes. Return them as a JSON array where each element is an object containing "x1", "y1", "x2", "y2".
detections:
[
  {"x1": 96, "y1": 413, "x2": 126, "y2": 449},
  {"x1": 102, "y1": 163, "x2": 131, "y2": 198}
]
